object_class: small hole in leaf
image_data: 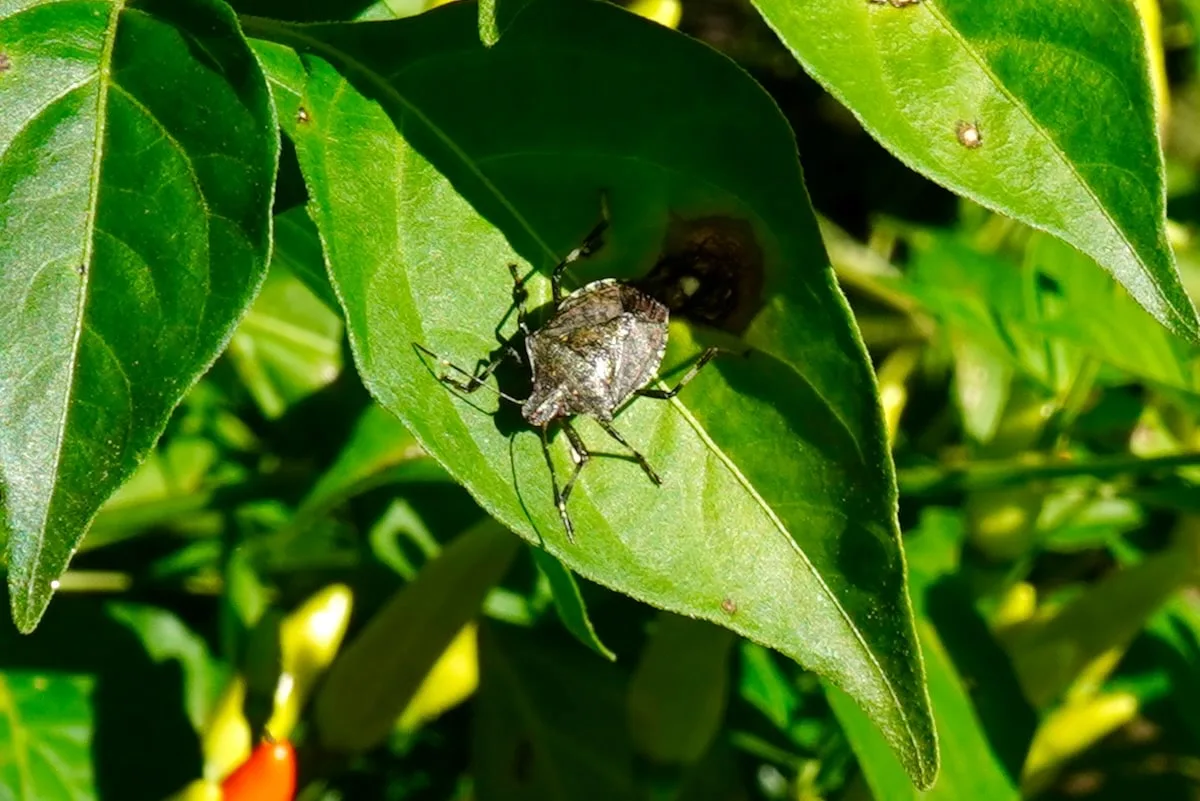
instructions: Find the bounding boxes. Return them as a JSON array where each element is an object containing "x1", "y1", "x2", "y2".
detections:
[{"x1": 296, "y1": 106, "x2": 311, "y2": 124}]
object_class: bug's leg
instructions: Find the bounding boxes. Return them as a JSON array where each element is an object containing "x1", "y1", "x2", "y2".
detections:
[
  {"x1": 555, "y1": 420, "x2": 591, "y2": 540},
  {"x1": 636, "y1": 347, "x2": 720, "y2": 400},
  {"x1": 596, "y1": 419, "x2": 661, "y2": 485},
  {"x1": 508, "y1": 263, "x2": 532, "y2": 337},
  {"x1": 414, "y1": 343, "x2": 523, "y2": 404},
  {"x1": 551, "y1": 205, "x2": 610, "y2": 303},
  {"x1": 541, "y1": 423, "x2": 581, "y2": 542}
]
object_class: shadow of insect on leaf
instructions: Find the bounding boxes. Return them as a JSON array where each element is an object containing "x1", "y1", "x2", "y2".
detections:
[{"x1": 635, "y1": 214, "x2": 765, "y2": 335}]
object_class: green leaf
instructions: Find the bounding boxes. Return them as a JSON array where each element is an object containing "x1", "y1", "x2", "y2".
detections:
[
  {"x1": 248, "y1": 0, "x2": 936, "y2": 786},
  {"x1": 894, "y1": 230, "x2": 1086, "y2": 396},
  {"x1": 106, "y1": 603, "x2": 222, "y2": 735},
  {"x1": 751, "y1": 0, "x2": 1199, "y2": 341},
  {"x1": 314, "y1": 520, "x2": 519, "y2": 752},
  {"x1": 1006, "y1": 544, "x2": 1196, "y2": 708},
  {"x1": 0, "y1": 0, "x2": 277, "y2": 631},
  {"x1": 828, "y1": 510, "x2": 1028, "y2": 800},
  {"x1": 226, "y1": 248, "x2": 343, "y2": 419},
  {"x1": 949, "y1": 333, "x2": 1012, "y2": 444},
  {"x1": 1142, "y1": 595, "x2": 1200, "y2": 748},
  {"x1": 473, "y1": 622, "x2": 636, "y2": 801},
  {"x1": 530, "y1": 549, "x2": 615, "y2": 662},
  {"x1": 271, "y1": 206, "x2": 339, "y2": 312},
  {"x1": 827, "y1": 624, "x2": 1019, "y2": 801},
  {"x1": 627, "y1": 612, "x2": 735, "y2": 764},
  {"x1": 738, "y1": 641, "x2": 798, "y2": 732},
  {"x1": 0, "y1": 672, "x2": 96, "y2": 801},
  {"x1": 290, "y1": 402, "x2": 445, "y2": 538},
  {"x1": 1023, "y1": 233, "x2": 1200, "y2": 394}
]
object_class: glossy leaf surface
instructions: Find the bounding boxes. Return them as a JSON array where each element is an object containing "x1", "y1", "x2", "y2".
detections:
[
  {"x1": 248, "y1": 0, "x2": 936, "y2": 784},
  {"x1": 0, "y1": 0, "x2": 277, "y2": 630},
  {"x1": 752, "y1": 0, "x2": 1199, "y2": 341},
  {"x1": 829, "y1": 510, "x2": 1029, "y2": 800}
]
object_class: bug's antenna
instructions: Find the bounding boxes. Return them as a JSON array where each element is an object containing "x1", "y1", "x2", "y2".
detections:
[{"x1": 413, "y1": 343, "x2": 525, "y2": 405}]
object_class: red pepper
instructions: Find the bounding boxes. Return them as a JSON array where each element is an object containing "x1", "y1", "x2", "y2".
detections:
[{"x1": 220, "y1": 739, "x2": 296, "y2": 801}]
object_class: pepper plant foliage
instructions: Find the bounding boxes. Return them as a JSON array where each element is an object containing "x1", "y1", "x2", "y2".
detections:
[{"x1": 0, "y1": 0, "x2": 1196, "y2": 797}]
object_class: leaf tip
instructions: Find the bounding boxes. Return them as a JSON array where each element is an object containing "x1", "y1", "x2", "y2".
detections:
[
  {"x1": 910, "y1": 743, "x2": 941, "y2": 791},
  {"x1": 902, "y1": 694, "x2": 941, "y2": 790},
  {"x1": 8, "y1": 571, "x2": 58, "y2": 634}
]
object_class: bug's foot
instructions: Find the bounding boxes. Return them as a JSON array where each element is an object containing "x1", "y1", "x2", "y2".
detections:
[
  {"x1": 558, "y1": 505, "x2": 576, "y2": 543},
  {"x1": 637, "y1": 460, "x2": 662, "y2": 486}
]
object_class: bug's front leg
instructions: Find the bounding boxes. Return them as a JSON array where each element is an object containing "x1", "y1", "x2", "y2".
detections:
[
  {"x1": 540, "y1": 421, "x2": 591, "y2": 542},
  {"x1": 508, "y1": 263, "x2": 532, "y2": 338},
  {"x1": 414, "y1": 343, "x2": 523, "y2": 403},
  {"x1": 551, "y1": 196, "x2": 611, "y2": 303}
]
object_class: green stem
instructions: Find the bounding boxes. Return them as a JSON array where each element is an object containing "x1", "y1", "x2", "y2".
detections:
[{"x1": 899, "y1": 451, "x2": 1200, "y2": 496}]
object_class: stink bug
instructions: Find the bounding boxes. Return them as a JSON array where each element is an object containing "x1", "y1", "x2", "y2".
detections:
[{"x1": 417, "y1": 215, "x2": 718, "y2": 541}]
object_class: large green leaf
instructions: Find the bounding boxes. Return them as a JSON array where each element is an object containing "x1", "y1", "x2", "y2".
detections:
[
  {"x1": 627, "y1": 612, "x2": 735, "y2": 764},
  {"x1": 0, "y1": 0, "x2": 277, "y2": 630},
  {"x1": 314, "y1": 520, "x2": 519, "y2": 752},
  {"x1": 829, "y1": 509, "x2": 1030, "y2": 800},
  {"x1": 751, "y1": 0, "x2": 1199, "y2": 341},
  {"x1": 0, "y1": 672, "x2": 95, "y2": 801},
  {"x1": 473, "y1": 622, "x2": 635, "y2": 801},
  {"x1": 248, "y1": 0, "x2": 936, "y2": 785}
]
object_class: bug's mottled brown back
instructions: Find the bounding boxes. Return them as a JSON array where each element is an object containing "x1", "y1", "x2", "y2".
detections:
[{"x1": 522, "y1": 280, "x2": 668, "y2": 424}]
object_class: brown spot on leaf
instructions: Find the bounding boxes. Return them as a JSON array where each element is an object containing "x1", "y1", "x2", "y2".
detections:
[
  {"x1": 956, "y1": 120, "x2": 982, "y2": 149},
  {"x1": 721, "y1": 597, "x2": 737, "y2": 615},
  {"x1": 296, "y1": 106, "x2": 310, "y2": 124},
  {"x1": 0, "y1": 53, "x2": 11, "y2": 73}
]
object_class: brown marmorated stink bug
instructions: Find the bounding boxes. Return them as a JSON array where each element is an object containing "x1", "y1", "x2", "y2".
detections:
[{"x1": 417, "y1": 215, "x2": 718, "y2": 542}]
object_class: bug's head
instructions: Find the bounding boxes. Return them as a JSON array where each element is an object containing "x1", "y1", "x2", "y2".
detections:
[{"x1": 522, "y1": 386, "x2": 565, "y2": 427}]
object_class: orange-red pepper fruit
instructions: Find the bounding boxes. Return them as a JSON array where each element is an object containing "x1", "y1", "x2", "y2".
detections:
[{"x1": 221, "y1": 740, "x2": 296, "y2": 801}]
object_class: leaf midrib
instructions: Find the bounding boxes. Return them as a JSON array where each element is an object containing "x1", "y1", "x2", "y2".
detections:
[
  {"x1": 665, "y1": 391, "x2": 921, "y2": 773},
  {"x1": 18, "y1": 0, "x2": 122, "y2": 622}
]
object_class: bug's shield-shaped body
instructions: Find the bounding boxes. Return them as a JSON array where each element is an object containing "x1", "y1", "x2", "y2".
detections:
[{"x1": 522, "y1": 279, "x2": 668, "y2": 425}]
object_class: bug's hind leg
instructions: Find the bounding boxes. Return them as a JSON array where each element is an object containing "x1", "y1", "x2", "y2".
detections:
[
  {"x1": 597, "y1": 419, "x2": 661, "y2": 485},
  {"x1": 541, "y1": 422, "x2": 590, "y2": 542},
  {"x1": 636, "y1": 348, "x2": 720, "y2": 400}
]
